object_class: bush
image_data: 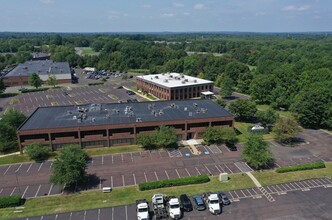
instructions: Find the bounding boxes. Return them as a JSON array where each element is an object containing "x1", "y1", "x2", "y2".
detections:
[
  {"x1": 24, "y1": 144, "x2": 51, "y2": 162},
  {"x1": 88, "y1": 82, "x2": 104, "y2": 86},
  {"x1": 276, "y1": 162, "x2": 326, "y2": 173},
  {"x1": 138, "y1": 175, "x2": 210, "y2": 191},
  {"x1": 21, "y1": 88, "x2": 49, "y2": 93},
  {"x1": 0, "y1": 195, "x2": 22, "y2": 208}
]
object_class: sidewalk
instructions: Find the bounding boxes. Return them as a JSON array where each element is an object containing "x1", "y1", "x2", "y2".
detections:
[{"x1": 0, "y1": 151, "x2": 20, "y2": 158}]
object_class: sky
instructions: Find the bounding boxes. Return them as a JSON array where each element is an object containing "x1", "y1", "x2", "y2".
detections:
[{"x1": 0, "y1": 0, "x2": 331, "y2": 32}]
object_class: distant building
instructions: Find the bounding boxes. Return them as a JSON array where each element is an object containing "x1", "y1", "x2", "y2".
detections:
[
  {"x1": 17, "y1": 99, "x2": 234, "y2": 152},
  {"x1": 3, "y1": 60, "x2": 71, "y2": 87},
  {"x1": 136, "y1": 73, "x2": 214, "y2": 100},
  {"x1": 31, "y1": 52, "x2": 51, "y2": 61}
]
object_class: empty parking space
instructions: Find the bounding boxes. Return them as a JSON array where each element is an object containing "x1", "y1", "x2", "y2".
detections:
[
  {"x1": 113, "y1": 206, "x2": 127, "y2": 220},
  {"x1": 167, "y1": 148, "x2": 183, "y2": 158},
  {"x1": 123, "y1": 174, "x2": 135, "y2": 186},
  {"x1": 71, "y1": 210, "x2": 85, "y2": 220},
  {"x1": 36, "y1": 184, "x2": 53, "y2": 197},
  {"x1": 144, "y1": 171, "x2": 157, "y2": 182},
  {"x1": 234, "y1": 162, "x2": 253, "y2": 172},
  {"x1": 111, "y1": 175, "x2": 123, "y2": 188},
  {"x1": 165, "y1": 169, "x2": 180, "y2": 179},
  {"x1": 206, "y1": 145, "x2": 223, "y2": 154},
  {"x1": 99, "y1": 207, "x2": 113, "y2": 220}
]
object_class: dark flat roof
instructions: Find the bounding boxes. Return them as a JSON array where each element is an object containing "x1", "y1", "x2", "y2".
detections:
[
  {"x1": 6, "y1": 60, "x2": 70, "y2": 77},
  {"x1": 19, "y1": 100, "x2": 233, "y2": 131}
]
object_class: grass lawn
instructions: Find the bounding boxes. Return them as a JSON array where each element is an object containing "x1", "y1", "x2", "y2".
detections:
[
  {"x1": 0, "y1": 174, "x2": 254, "y2": 219},
  {"x1": 81, "y1": 47, "x2": 99, "y2": 56},
  {"x1": 235, "y1": 122, "x2": 274, "y2": 142},
  {"x1": 253, "y1": 162, "x2": 332, "y2": 186},
  {"x1": 0, "y1": 154, "x2": 31, "y2": 166},
  {"x1": 257, "y1": 104, "x2": 293, "y2": 118},
  {"x1": 84, "y1": 145, "x2": 144, "y2": 156}
]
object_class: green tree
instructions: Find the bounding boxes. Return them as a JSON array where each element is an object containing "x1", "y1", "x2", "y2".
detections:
[
  {"x1": 273, "y1": 117, "x2": 302, "y2": 144},
  {"x1": 50, "y1": 144, "x2": 89, "y2": 188},
  {"x1": 256, "y1": 108, "x2": 279, "y2": 127},
  {"x1": 229, "y1": 99, "x2": 257, "y2": 121},
  {"x1": 202, "y1": 126, "x2": 223, "y2": 145},
  {"x1": 197, "y1": 72, "x2": 206, "y2": 79},
  {"x1": 220, "y1": 127, "x2": 238, "y2": 145},
  {"x1": 24, "y1": 144, "x2": 51, "y2": 162},
  {"x1": 249, "y1": 74, "x2": 276, "y2": 103},
  {"x1": 219, "y1": 75, "x2": 234, "y2": 98},
  {"x1": 0, "y1": 108, "x2": 27, "y2": 152},
  {"x1": 154, "y1": 125, "x2": 177, "y2": 148},
  {"x1": 47, "y1": 75, "x2": 57, "y2": 88},
  {"x1": 28, "y1": 73, "x2": 42, "y2": 88},
  {"x1": 136, "y1": 133, "x2": 155, "y2": 150},
  {"x1": 0, "y1": 78, "x2": 5, "y2": 94},
  {"x1": 243, "y1": 134, "x2": 273, "y2": 169}
]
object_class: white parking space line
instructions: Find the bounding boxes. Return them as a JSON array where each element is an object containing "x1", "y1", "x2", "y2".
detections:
[
  {"x1": 289, "y1": 182, "x2": 299, "y2": 190},
  {"x1": 69, "y1": 212, "x2": 72, "y2": 220},
  {"x1": 0, "y1": 188, "x2": 3, "y2": 195},
  {"x1": 246, "y1": 189, "x2": 253, "y2": 196},
  {"x1": 48, "y1": 184, "x2": 53, "y2": 196},
  {"x1": 131, "y1": 153, "x2": 134, "y2": 161},
  {"x1": 132, "y1": 173, "x2": 137, "y2": 185},
  {"x1": 233, "y1": 190, "x2": 240, "y2": 199},
  {"x1": 314, "y1": 179, "x2": 325, "y2": 186},
  {"x1": 240, "y1": 190, "x2": 247, "y2": 197},
  {"x1": 175, "y1": 169, "x2": 180, "y2": 178},
  {"x1": 204, "y1": 165, "x2": 212, "y2": 175},
  {"x1": 38, "y1": 163, "x2": 44, "y2": 172},
  {"x1": 309, "y1": 179, "x2": 320, "y2": 187},
  {"x1": 154, "y1": 171, "x2": 159, "y2": 180},
  {"x1": 284, "y1": 183, "x2": 294, "y2": 190},
  {"x1": 266, "y1": 186, "x2": 276, "y2": 193},
  {"x1": 298, "y1": 181, "x2": 308, "y2": 189},
  {"x1": 121, "y1": 154, "x2": 124, "y2": 162},
  {"x1": 274, "y1": 163, "x2": 281, "y2": 168},
  {"x1": 55, "y1": 214, "x2": 58, "y2": 220},
  {"x1": 217, "y1": 165, "x2": 225, "y2": 173},
  {"x1": 144, "y1": 172, "x2": 148, "y2": 182},
  {"x1": 22, "y1": 186, "x2": 29, "y2": 198},
  {"x1": 122, "y1": 175, "x2": 125, "y2": 186},
  {"x1": 293, "y1": 182, "x2": 303, "y2": 189},
  {"x1": 3, "y1": 165, "x2": 11, "y2": 175},
  {"x1": 165, "y1": 170, "x2": 170, "y2": 179},
  {"x1": 195, "y1": 167, "x2": 201, "y2": 175},
  {"x1": 40, "y1": 216, "x2": 43, "y2": 220},
  {"x1": 275, "y1": 185, "x2": 285, "y2": 192},
  {"x1": 302, "y1": 181, "x2": 312, "y2": 188},
  {"x1": 228, "y1": 191, "x2": 235, "y2": 200},
  {"x1": 35, "y1": 185, "x2": 41, "y2": 197},
  {"x1": 49, "y1": 162, "x2": 53, "y2": 170},
  {"x1": 111, "y1": 176, "x2": 114, "y2": 188},
  {"x1": 223, "y1": 163, "x2": 233, "y2": 173},
  {"x1": 185, "y1": 168, "x2": 191, "y2": 176},
  {"x1": 102, "y1": 156, "x2": 104, "y2": 165},
  {"x1": 83, "y1": 210, "x2": 86, "y2": 220},
  {"x1": 112, "y1": 155, "x2": 114, "y2": 164},
  {"x1": 112, "y1": 207, "x2": 114, "y2": 220},
  {"x1": 214, "y1": 165, "x2": 221, "y2": 173},
  {"x1": 15, "y1": 164, "x2": 23, "y2": 173},
  {"x1": 279, "y1": 184, "x2": 289, "y2": 191},
  {"x1": 10, "y1": 187, "x2": 16, "y2": 196},
  {"x1": 223, "y1": 145, "x2": 231, "y2": 152},
  {"x1": 125, "y1": 205, "x2": 128, "y2": 220},
  {"x1": 99, "y1": 177, "x2": 102, "y2": 189}
]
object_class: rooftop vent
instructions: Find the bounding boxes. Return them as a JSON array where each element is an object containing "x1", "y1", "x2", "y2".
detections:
[
  {"x1": 136, "y1": 118, "x2": 142, "y2": 122},
  {"x1": 181, "y1": 74, "x2": 184, "y2": 78},
  {"x1": 193, "y1": 103, "x2": 198, "y2": 107},
  {"x1": 159, "y1": 110, "x2": 164, "y2": 115},
  {"x1": 184, "y1": 107, "x2": 188, "y2": 111},
  {"x1": 193, "y1": 79, "x2": 197, "y2": 83},
  {"x1": 92, "y1": 118, "x2": 96, "y2": 122},
  {"x1": 163, "y1": 79, "x2": 168, "y2": 83},
  {"x1": 170, "y1": 103, "x2": 176, "y2": 108},
  {"x1": 189, "y1": 112, "x2": 193, "y2": 117},
  {"x1": 73, "y1": 115, "x2": 77, "y2": 120},
  {"x1": 148, "y1": 104, "x2": 155, "y2": 110},
  {"x1": 155, "y1": 75, "x2": 159, "y2": 79},
  {"x1": 185, "y1": 79, "x2": 189, "y2": 82},
  {"x1": 181, "y1": 80, "x2": 186, "y2": 84}
]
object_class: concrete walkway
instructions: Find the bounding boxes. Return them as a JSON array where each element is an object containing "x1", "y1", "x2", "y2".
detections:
[
  {"x1": 246, "y1": 172, "x2": 262, "y2": 187},
  {"x1": 0, "y1": 151, "x2": 20, "y2": 158}
]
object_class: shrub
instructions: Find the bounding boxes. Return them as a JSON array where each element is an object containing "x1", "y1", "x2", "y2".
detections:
[
  {"x1": 24, "y1": 144, "x2": 51, "y2": 162},
  {"x1": 276, "y1": 162, "x2": 325, "y2": 173},
  {"x1": 0, "y1": 195, "x2": 22, "y2": 208},
  {"x1": 88, "y1": 82, "x2": 104, "y2": 86},
  {"x1": 138, "y1": 175, "x2": 210, "y2": 191},
  {"x1": 21, "y1": 88, "x2": 49, "y2": 93}
]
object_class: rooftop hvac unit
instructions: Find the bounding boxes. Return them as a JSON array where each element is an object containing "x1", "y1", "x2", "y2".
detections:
[
  {"x1": 181, "y1": 80, "x2": 186, "y2": 84},
  {"x1": 92, "y1": 118, "x2": 96, "y2": 122},
  {"x1": 73, "y1": 115, "x2": 77, "y2": 120},
  {"x1": 136, "y1": 118, "x2": 142, "y2": 122},
  {"x1": 189, "y1": 112, "x2": 193, "y2": 117},
  {"x1": 163, "y1": 79, "x2": 168, "y2": 83},
  {"x1": 193, "y1": 103, "x2": 198, "y2": 107},
  {"x1": 170, "y1": 103, "x2": 176, "y2": 108},
  {"x1": 155, "y1": 75, "x2": 159, "y2": 79},
  {"x1": 184, "y1": 107, "x2": 188, "y2": 111},
  {"x1": 193, "y1": 79, "x2": 197, "y2": 83},
  {"x1": 185, "y1": 79, "x2": 189, "y2": 82},
  {"x1": 181, "y1": 74, "x2": 184, "y2": 78}
]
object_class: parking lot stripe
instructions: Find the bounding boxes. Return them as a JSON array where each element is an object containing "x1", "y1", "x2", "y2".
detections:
[
  {"x1": 15, "y1": 164, "x2": 23, "y2": 173},
  {"x1": 293, "y1": 182, "x2": 303, "y2": 189},
  {"x1": 40, "y1": 216, "x2": 43, "y2": 220},
  {"x1": 0, "y1": 188, "x2": 3, "y2": 195},
  {"x1": 279, "y1": 184, "x2": 289, "y2": 191},
  {"x1": 132, "y1": 173, "x2": 137, "y2": 185},
  {"x1": 223, "y1": 163, "x2": 233, "y2": 174},
  {"x1": 121, "y1": 154, "x2": 124, "y2": 162},
  {"x1": 112, "y1": 207, "x2": 114, "y2": 220},
  {"x1": 83, "y1": 210, "x2": 86, "y2": 220},
  {"x1": 266, "y1": 186, "x2": 276, "y2": 194},
  {"x1": 214, "y1": 165, "x2": 221, "y2": 173},
  {"x1": 302, "y1": 180, "x2": 313, "y2": 188},
  {"x1": 195, "y1": 167, "x2": 201, "y2": 175},
  {"x1": 289, "y1": 182, "x2": 299, "y2": 190},
  {"x1": 48, "y1": 184, "x2": 53, "y2": 196},
  {"x1": 275, "y1": 185, "x2": 285, "y2": 192},
  {"x1": 240, "y1": 190, "x2": 247, "y2": 197},
  {"x1": 175, "y1": 169, "x2": 181, "y2": 178},
  {"x1": 35, "y1": 185, "x2": 41, "y2": 197},
  {"x1": 144, "y1": 172, "x2": 148, "y2": 182},
  {"x1": 314, "y1": 179, "x2": 326, "y2": 185},
  {"x1": 122, "y1": 175, "x2": 125, "y2": 186},
  {"x1": 111, "y1": 176, "x2": 114, "y2": 188},
  {"x1": 204, "y1": 165, "x2": 212, "y2": 175},
  {"x1": 22, "y1": 186, "x2": 29, "y2": 198},
  {"x1": 98, "y1": 209, "x2": 100, "y2": 220},
  {"x1": 38, "y1": 162, "x2": 44, "y2": 172},
  {"x1": 10, "y1": 187, "x2": 16, "y2": 196},
  {"x1": 69, "y1": 212, "x2": 72, "y2": 220},
  {"x1": 297, "y1": 181, "x2": 308, "y2": 189},
  {"x1": 125, "y1": 206, "x2": 128, "y2": 220},
  {"x1": 185, "y1": 168, "x2": 191, "y2": 176},
  {"x1": 112, "y1": 155, "x2": 114, "y2": 164},
  {"x1": 233, "y1": 190, "x2": 240, "y2": 199},
  {"x1": 246, "y1": 189, "x2": 253, "y2": 196},
  {"x1": 154, "y1": 171, "x2": 159, "y2": 180},
  {"x1": 54, "y1": 214, "x2": 58, "y2": 220},
  {"x1": 99, "y1": 177, "x2": 102, "y2": 189},
  {"x1": 217, "y1": 165, "x2": 225, "y2": 173},
  {"x1": 165, "y1": 170, "x2": 170, "y2": 179},
  {"x1": 309, "y1": 179, "x2": 321, "y2": 187},
  {"x1": 3, "y1": 165, "x2": 11, "y2": 175},
  {"x1": 223, "y1": 144, "x2": 231, "y2": 152},
  {"x1": 228, "y1": 191, "x2": 234, "y2": 200},
  {"x1": 102, "y1": 156, "x2": 104, "y2": 165}
]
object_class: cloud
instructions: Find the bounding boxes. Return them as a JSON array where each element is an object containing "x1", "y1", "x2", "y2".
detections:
[
  {"x1": 142, "y1": 4, "x2": 151, "y2": 9},
  {"x1": 161, "y1": 13, "x2": 175, "y2": 18},
  {"x1": 282, "y1": 5, "x2": 310, "y2": 12},
  {"x1": 173, "y1": 3, "x2": 184, "y2": 8},
  {"x1": 107, "y1": 12, "x2": 120, "y2": 22},
  {"x1": 39, "y1": 0, "x2": 53, "y2": 4},
  {"x1": 183, "y1": 12, "x2": 190, "y2": 16},
  {"x1": 194, "y1": 3, "x2": 205, "y2": 10}
]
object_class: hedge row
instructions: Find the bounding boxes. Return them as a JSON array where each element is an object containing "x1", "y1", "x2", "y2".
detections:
[
  {"x1": 0, "y1": 195, "x2": 22, "y2": 208},
  {"x1": 21, "y1": 88, "x2": 49, "y2": 93},
  {"x1": 88, "y1": 82, "x2": 104, "y2": 86},
  {"x1": 138, "y1": 174, "x2": 210, "y2": 191},
  {"x1": 276, "y1": 162, "x2": 326, "y2": 173}
]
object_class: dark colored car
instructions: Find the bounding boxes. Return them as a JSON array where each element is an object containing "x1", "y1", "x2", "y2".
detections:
[
  {"x1": 226, "y1": 143, "x2": 237, "y2": 151},
  {"x1": 126, "y1": 90, "x2": 135, "y2": 95},
  {"x1": 192, "y1": 194, "x2": 206, "y2": 211},
  {"x1": 180, "y1": 194, "x2": 193, "y2": 212},
  {"x1": 218, "y1": 192, "x2": 230, "y2": 205}
]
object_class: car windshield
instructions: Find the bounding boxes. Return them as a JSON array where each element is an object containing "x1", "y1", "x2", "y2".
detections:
[
  {"x1": 210, "y1": 200, "x2": 219, "y2": 204},
  {"x1": 138, "y1": 208, "x2": 148, "y2": 212},
  {"x1": 196, "y1": 199, "x2": 204, "y2": 205},
  {"x1": 170, "y1": 204, "x2": 180, "y2": 209}
]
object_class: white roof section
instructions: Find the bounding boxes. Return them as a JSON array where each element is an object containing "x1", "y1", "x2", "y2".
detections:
[
  {"x1": 137, "y1": 73, "x2": 213, "y2": 88},
  {"x1": 201, "y1": 91, "x2": 214, "y2": 95}
]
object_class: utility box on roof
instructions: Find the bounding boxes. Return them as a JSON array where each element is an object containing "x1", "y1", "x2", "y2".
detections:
[{"x1": 219, "y1": 173, "x2": 228, "y2": 182}]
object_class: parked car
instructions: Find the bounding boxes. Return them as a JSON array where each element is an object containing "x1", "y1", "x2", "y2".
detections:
[
  {"x1": 218, "y1": 192, "x2": 230, "y2": 205},
  {"x1": 192, "y1": 194, "x2": 206, "y2": 211},
  {"x1": 226, "y1": 143, "x2": 237, "y2": 151},
  {"x1": 180, "y1": 194, "x2": 193, "y2": 212},
  {"x1": 126, "y1": 90, "x2": 135, "y2": 95}
]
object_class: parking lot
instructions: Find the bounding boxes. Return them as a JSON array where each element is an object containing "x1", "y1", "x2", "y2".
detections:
[{"x1": 14, "y1": 179, "x2": 332, "y2": 220}]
